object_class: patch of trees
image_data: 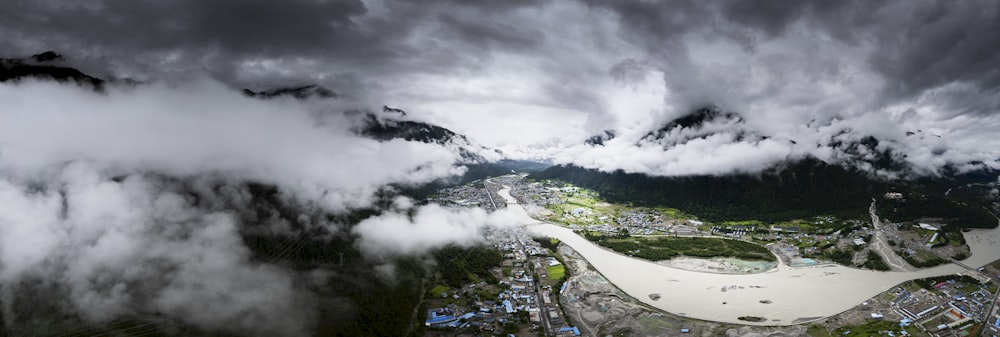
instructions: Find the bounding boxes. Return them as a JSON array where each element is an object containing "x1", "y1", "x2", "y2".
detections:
[
  {"x1": 862, "y1": 251, "x2": 890, "y2": 271},
  {"x1": 825, "y1": 249, "x2": 855, "y2": 266},
  {"x1": 433, "y1": 245, "x2": 503, "y2": 288},
  {"x1": 876, "y1": 180, "x2": 998, "y2": 229},
  {"x1": 532, "y1": 237, "x2": 561, "y2": 252},
  {"x1": 914, "y1": 275, "x2": 984, "y2": 291},
  {"x1": 594, "y1": 237, "x2": 775, "y2": 262},
  {"x1": 902, "y1": 254, "x2": 948, "y2": 268}
]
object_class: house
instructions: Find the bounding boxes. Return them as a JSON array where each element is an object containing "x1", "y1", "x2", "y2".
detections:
[{"x1": 559, "y1": 326, "x2": 581, "y2": 336}]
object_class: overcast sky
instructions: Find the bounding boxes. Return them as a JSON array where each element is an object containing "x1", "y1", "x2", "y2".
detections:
[
  {"x1": 3, "y1": 0, "x2": 999, "y2": 176},
  {"x1": 1, "y1": 1, "x2": 999, "y2": 334}
]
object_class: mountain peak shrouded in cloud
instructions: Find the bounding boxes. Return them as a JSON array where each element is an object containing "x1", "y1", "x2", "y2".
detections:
[{"x1": 1, "y1": 52, "x2": 105, "y2": 88}]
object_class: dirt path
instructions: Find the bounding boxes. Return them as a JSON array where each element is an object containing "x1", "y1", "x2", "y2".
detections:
[{"x1": 868, "y1": 199, "x2": 912, "y2": 271}]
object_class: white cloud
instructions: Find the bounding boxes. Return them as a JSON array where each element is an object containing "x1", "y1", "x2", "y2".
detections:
[
  {"x1": 352, "y1": 202, "x2": 521, "y2": 257},
  {"x1": 0, "y1": 79, "x2": 465, "y2": 211},
  {"x1": 0, "y1": 78, "x2": 476, "y2": 335},
  {"x1": 0, "y1": 163, "x2": 311, "y2": 335}
]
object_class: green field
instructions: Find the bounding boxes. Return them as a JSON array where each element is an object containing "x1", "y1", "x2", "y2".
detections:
[
  {"x1": 719, "y1": 220, "x2": 763, "y2": 226},
  {"x1": 547, "y1": 264, "x2": 565, "y2": 280},
  {"x1": 831, "y1": 319, "x2": 919, "y2": 336},
  {"x1": 806, "y1": 324, "x2": 832, "y2": 337},
  {"x1": 429, "y1": 284, "x2": 450, "y2": 298},
  {"x1": 655, "y1": 207, "x2": 684, "y2": 217},
  {"x1": 588, "y1": 235, "x2": 776, "y2": 262}
]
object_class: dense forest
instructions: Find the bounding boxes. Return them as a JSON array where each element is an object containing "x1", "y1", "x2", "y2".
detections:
[
  {"x1": 432, "y1": 245, "x2": 503, "y2": 288},
  {"x1": 530, "y1": 159, "x2": 998, "y2": 228}
]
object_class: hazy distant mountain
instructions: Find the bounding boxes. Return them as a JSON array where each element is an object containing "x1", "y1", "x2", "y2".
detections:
[
  {"x1": 241, "y1": 84, "x2": 338, "y2": 99},
  {"x1": 0, "y1": 51, "x2": 104, "y2": 88}
]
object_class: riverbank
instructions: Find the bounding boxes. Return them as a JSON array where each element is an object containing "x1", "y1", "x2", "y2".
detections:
[
  {"x1": 656, "y1": 256, "x2": 778, "y2": 274},
  {"x1": 496, "y1": 185, "x2": 1000, "y2": 326}
]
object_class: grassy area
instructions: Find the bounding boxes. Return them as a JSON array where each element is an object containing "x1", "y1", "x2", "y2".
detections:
[
  {"x1": 770, "y1": 216, "x2": 854, "y2": 234},
  {"x1": 806, "y1": 324, "x2": 833, "y2": 337},
  {"x1": 720, "y1": 220, "x2": 763, "y2": 226},
  {"x1": 902, "y1": 250, "x2": 948, "y2": 268},
  {"x1": 588, "y1": 235, "x2": 776, "y2": 262},
  {"x1": 656, "y1": 207, "x2": 682, "y2": 216},
  {"x1": 832, "y1": 319, "x2": 919, "y2": 336},
  {"x1": 429, "y1": 284, "x2": 450, "y2": 298},
  {"x1": 546, "y1": 264, "x2": 565, "y2": 280}
]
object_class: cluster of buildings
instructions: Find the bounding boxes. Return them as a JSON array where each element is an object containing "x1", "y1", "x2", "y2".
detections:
[
  {"x1": 430, "y1": 183, "x2": 501, "y2": 211},
  {"x1": 494, "y1": 228, "x2": 583, "y2": 336},
  {"x1": 710, "y1": 225, "x2": 757, "y2": 238},
  {"x1": 615, "y1": 209, "x2": 661, "y2": 228},
  {"x1": 424, "y1": 177, "x2": 582, "y2": 336},
  {"x1": 510, "y1": 180, "x2": 565, "y2": 206},
  {"x1": 886, "y1": 278, "x2": 996, "y2": 335}
]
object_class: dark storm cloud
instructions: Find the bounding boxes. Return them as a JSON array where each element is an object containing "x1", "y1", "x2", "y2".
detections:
[
  {"x1": 0, "y1": 1, "x2": 482, "y2": 101},
  {"x1": 435, "y1": 12, "x2": 543, "y2": 51},
  {"x1": 592, "y1": 0, "x2": 1000, "y2": 113},
  {"x1": 1, "y1": 0, "x2": 998, "y2": 170},
  {"x1": 0, "y1": 0, "x2": 369, "y2": 55},
  {"x1": 865, "y1": 2, "x2": 1000, "y2": 113}
]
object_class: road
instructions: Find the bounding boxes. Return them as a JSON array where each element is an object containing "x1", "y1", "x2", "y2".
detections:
[
  {"x1": 869, "y1": 199, "x2": 913, "y2": 272},
  {"x1": 515, "y1": 229, "x2": 552, "y2": 336},
  {"x1": 979, "y1": 288, "x2": 1000, "y2": 337},
  {"x1": 483, "y1": 178, "x2": 499, "y2": 210},
  {"x1": 976, "y1": 218, "x2": 1000, "y2": 337},
  {"x1": 534, "y1": 280, "x2": 552, "y2": 335}
]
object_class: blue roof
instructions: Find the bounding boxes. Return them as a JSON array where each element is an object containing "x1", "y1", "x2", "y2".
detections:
[
  {"x1": 459, "y1": 312, "x2": 475, "y2": 320},
  {"x1": 559, "y1": 326, "x2": 581, "y2": 336},
  {"x1": 560, "y1": 282, "x2": 568, "y2": 293},
  {"x1": 503, "y1": 300, "x2": 514, "y2": 313},
  {"x1": 426, "y1": 315, "x2": 455, "y2": 325}
]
